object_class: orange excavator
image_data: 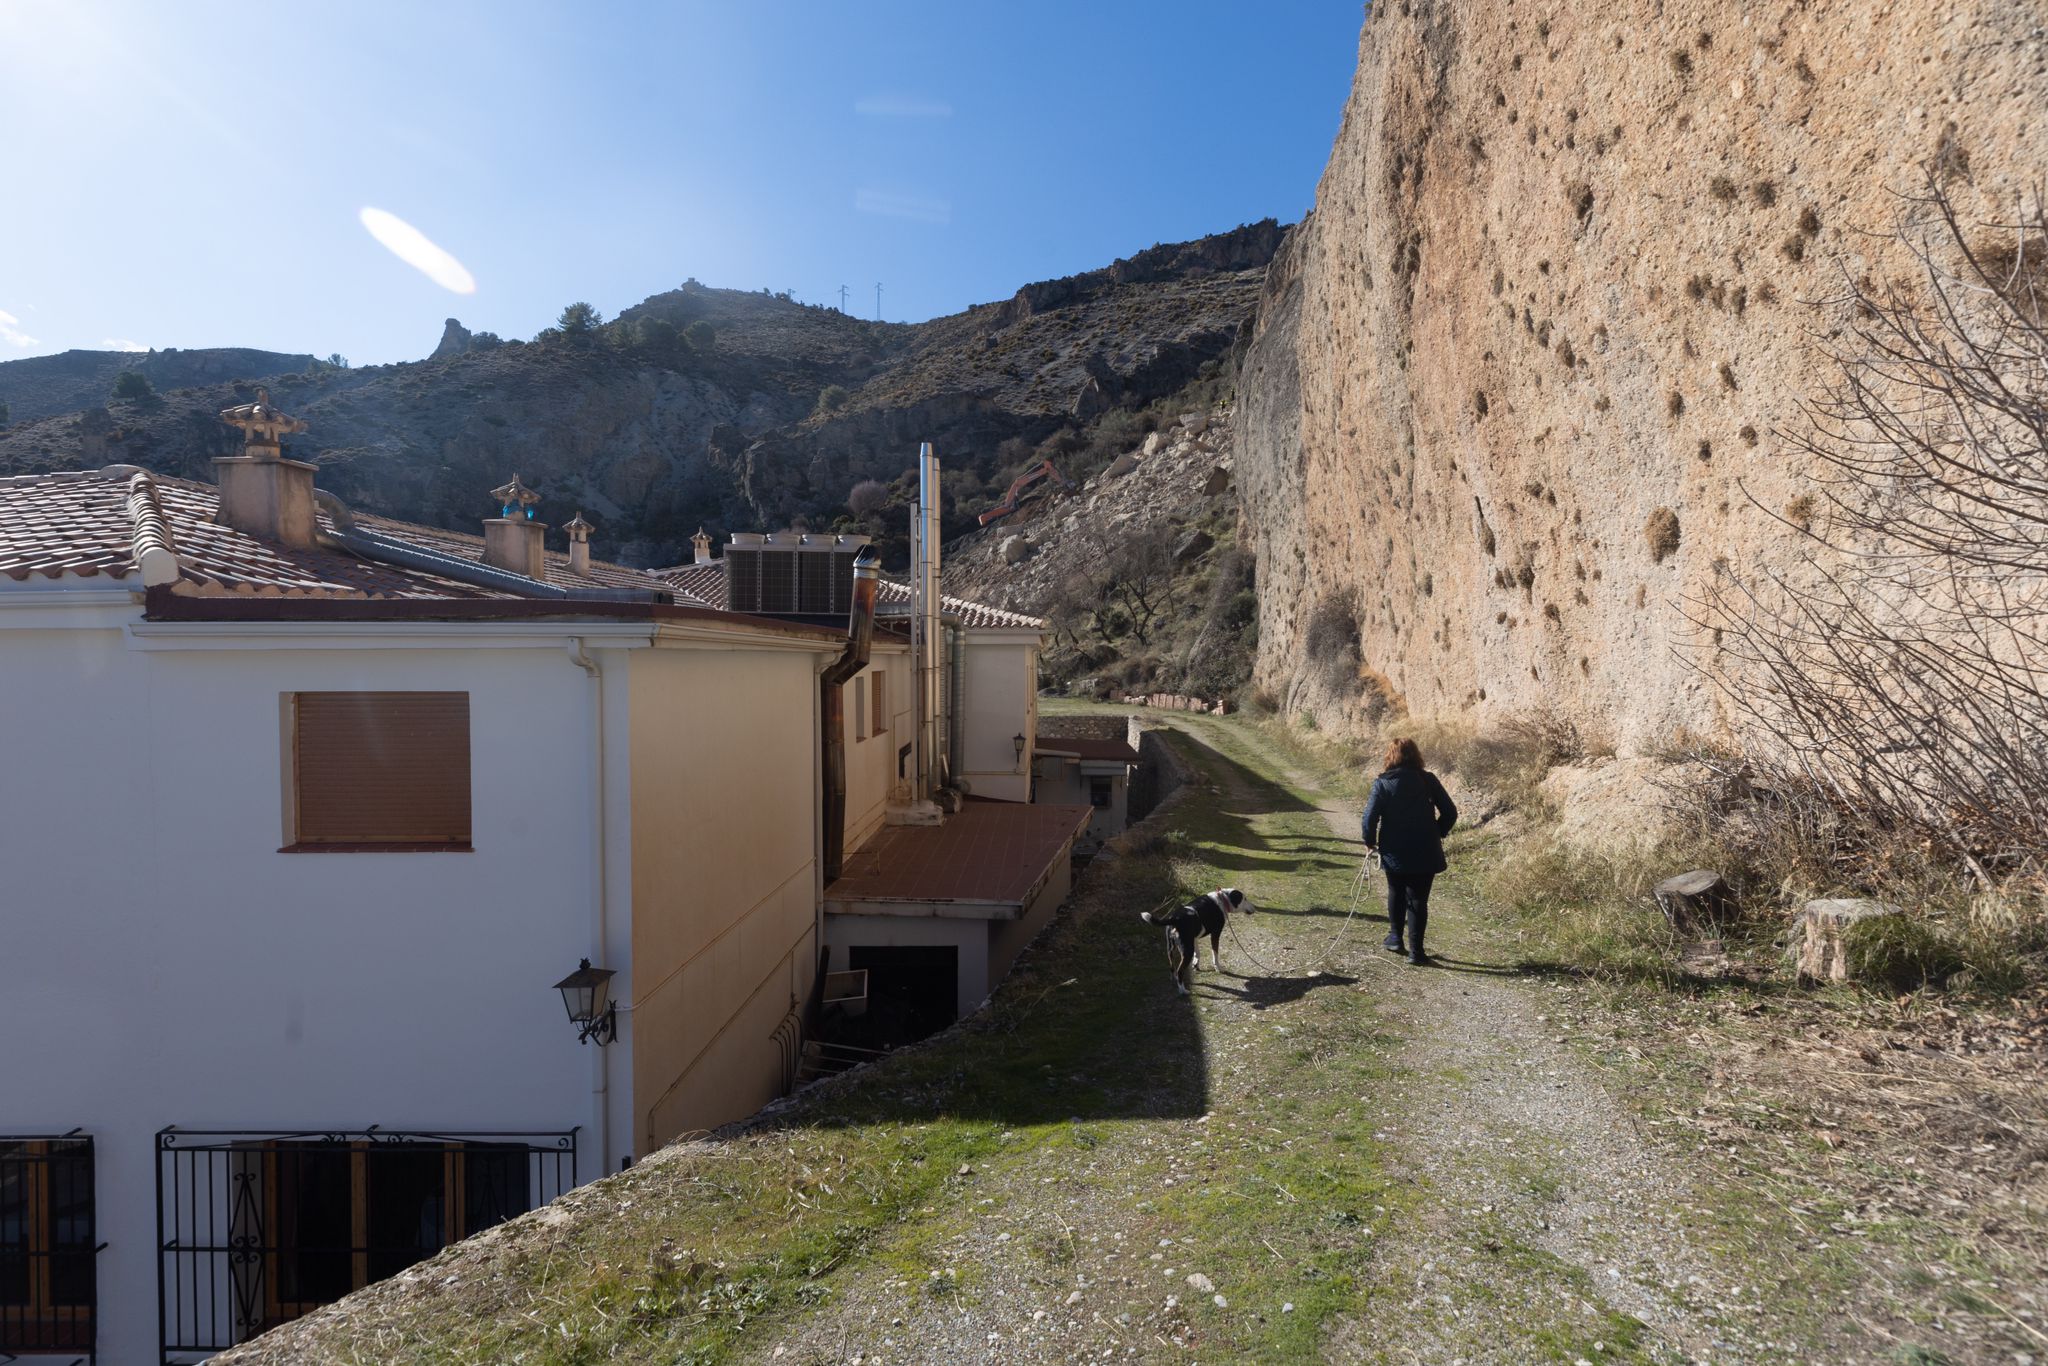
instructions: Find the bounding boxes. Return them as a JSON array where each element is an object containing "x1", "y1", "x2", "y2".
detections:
[{"x1": 979, "y1": 459, "x2": 1077, "y2": 526}]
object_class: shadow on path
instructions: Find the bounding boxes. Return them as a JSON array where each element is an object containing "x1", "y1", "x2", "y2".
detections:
[{"x1": 1199, "y1": 972, "x2": 1360, "y2": 1010}]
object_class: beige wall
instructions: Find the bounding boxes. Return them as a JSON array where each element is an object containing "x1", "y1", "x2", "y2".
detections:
[
  {"x1": 625, "y1": 641, "x2": 825, "y2": 1148},
  {"x1": 987, "y1": 842, "x2": 1074, "y2": 986},
  {"x1": 1034, "y1": 758, "x2": 1129, "y2": 849},
  {"x1": 959, "y1": 634, "x2": 1040, "y2": 803},
  {"x1": 843, "y1": 641, "x2": 915, "y2": 855}
]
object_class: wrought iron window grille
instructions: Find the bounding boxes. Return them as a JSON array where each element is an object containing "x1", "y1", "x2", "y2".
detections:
[{"x1": 154, "y1": 1126, "x2": 576, "y2": 1364}]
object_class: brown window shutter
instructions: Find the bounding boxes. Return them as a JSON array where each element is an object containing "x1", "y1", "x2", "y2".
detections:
[
  {"x1": 294, "y1": 693, "x2": 471, "y2": 845},
  {"x1": 872, "y1": 669, "x2": 887, "y2": 735}
]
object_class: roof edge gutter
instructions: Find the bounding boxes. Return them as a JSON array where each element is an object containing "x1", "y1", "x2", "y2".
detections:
[{"x1": 822, "y1": 555, "x2": 881, "y2": 885}]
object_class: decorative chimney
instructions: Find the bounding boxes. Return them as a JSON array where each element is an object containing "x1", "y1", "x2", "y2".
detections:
[
  {"x1": 692, "y1": 526, "x2": 714, "y2": 565},
  {"x1": 564, "y1": 511, "x2": 593, "y2": 578},
  {"x1": 483, "y1": 474, "x2": 547, "y2": 579},
  {"x1": 214, "y1": 388, "x2": 317, "y2": 546}
]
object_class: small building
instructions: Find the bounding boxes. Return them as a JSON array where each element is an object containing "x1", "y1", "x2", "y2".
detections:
[
  {"x1": 653, "y1": 471, "x2": 1085, "y2": 1045},
  {"x1": 1032, "y1": 735, "x2": 1141, "y2": 855},
  {"x1": 657, "y1": 532, "x2": 1049, "y2": 803}
]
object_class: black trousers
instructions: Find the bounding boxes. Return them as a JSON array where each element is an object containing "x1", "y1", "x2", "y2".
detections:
[{"x1": 1384, "y1": 870, "x2": 1434, "y2": 952}]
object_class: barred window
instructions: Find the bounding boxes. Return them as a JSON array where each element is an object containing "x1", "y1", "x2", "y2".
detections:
[{"x1": 0, "y1": 1136, "x2": 96, "y2": 1357}]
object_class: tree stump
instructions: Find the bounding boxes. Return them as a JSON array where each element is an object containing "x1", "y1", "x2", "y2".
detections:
[
  {"x1": 1795, "y1": 898, "x2": 1903, "y2": 983},
  {"x1": 1653, "y1": 869, "x2": 1730, "y2": 931}
]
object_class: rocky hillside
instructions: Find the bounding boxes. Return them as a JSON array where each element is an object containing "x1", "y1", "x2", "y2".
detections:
[
  {"x1": 0, "y1": 224, "x2": 1280, "y2": 568},
  {"x1": 0, "y1": 346, "x2": 316, "y2": 425},
  {"x1": 1234, "y1": 0, "x2": 2048, "y2": 751},
  {"x1": 945, "y1": 405, "x2": 1252, "y2": 702}
]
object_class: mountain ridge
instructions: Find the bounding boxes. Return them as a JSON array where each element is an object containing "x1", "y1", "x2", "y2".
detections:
[{"x1": 0, "y1": 221, "x2": 1283, "y2": 568}]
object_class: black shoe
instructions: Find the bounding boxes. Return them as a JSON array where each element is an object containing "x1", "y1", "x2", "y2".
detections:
[
  {"x1": 1382, "y1": 933, "x2": 1406, "y2": 953},
  {"x1": 1408, "y1": 951, "x2": 1432, "y2": 966}
]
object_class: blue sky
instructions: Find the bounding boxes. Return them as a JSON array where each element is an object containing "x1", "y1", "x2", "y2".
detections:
[{"x1": 0, "y1": 1, "x2": 1364, "y2": 366}]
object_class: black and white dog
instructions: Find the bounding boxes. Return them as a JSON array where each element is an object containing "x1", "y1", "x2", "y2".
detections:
[{"x1": 1142, "y1": 888, "x2": 1256, "y2": 995}]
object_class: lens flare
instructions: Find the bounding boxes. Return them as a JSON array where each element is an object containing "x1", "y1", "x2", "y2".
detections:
[{"x1": 358, "y1": 207, "x2": 477, "y2": 295}]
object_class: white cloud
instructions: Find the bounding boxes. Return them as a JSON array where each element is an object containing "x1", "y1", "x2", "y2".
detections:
[
  {"x1": 358, "y1": 207, "x2": 478, "y2": 295},
  {"x1": 854, "y1": 188, "x2": 952, "y2": 226},
  {"x1": 0, "y1": 308, "x2": 37, "y2": 349},
  {"x1": 102, "y1": 337, "x2": 147, "y2": 352},
  {"x1": 854, "y1": 93, "x2": 953, "y2": 119}
]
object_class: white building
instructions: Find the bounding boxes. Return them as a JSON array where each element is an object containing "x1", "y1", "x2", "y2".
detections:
[
  {"x1": 1032, "y1": 735, "x2": 1141, "y2": 856},
  {"x1": 655, "y1": 516, "x2": 1092, "y2": 1043},
  {"x1": 0, "y1": 396, "x2": 868, "y2": 1364}
]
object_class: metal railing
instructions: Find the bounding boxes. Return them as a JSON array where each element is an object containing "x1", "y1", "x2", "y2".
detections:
[
  {"x1": 154, "y1": 1126, "x2": 576, "y2": 1364},
  {"x1": 1, "y1": 1131, "x2": 101, "y2": 1365}
]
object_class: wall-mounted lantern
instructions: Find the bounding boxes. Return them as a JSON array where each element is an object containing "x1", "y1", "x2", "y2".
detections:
[
  {"x1": 553, "y1": 958, "x2": 616, "y2": 1046},
  {"x1": 1013, "y1": 732, "x2": 1027, "y2": 769}
]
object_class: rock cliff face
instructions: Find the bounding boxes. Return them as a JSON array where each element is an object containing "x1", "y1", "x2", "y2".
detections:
[{"x1": 1235, "y1": 0, "x2": 2047, "y2": 750}]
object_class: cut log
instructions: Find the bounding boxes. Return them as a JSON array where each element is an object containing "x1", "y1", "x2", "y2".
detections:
[
  {"x1": 1795, "y1": 898, "x2": 1904, "y2": 983},
  {"x1": 1653, "y1": 869, "x2": 1729, "y2": 931}
]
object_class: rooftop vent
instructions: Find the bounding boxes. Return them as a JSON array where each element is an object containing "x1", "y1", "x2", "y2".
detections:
[
  {"x1": 564, "y1": 511, "x2": 594, "y2": 578},
  {"x1": 483, "y1": 474, "x2": 546, "y2": 580},
  {"x1": 214, "y1": 387, "x2": 317, "y2": 547}
]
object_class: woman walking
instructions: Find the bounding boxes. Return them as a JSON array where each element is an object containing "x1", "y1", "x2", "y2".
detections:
[{"x1": 1360, "y1": 738, "x2": 1458, "y2": 965}]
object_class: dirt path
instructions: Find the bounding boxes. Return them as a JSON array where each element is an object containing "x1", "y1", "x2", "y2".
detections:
[{"x1": 750, "y1": 718, "x2": 1842, "y2": 1364}]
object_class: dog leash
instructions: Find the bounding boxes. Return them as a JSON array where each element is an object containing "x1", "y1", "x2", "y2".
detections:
[{"x1": 1221, "y1": 852, "x2": 1376, "y2": 978}]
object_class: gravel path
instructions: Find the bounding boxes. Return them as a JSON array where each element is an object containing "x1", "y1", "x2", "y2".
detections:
[{"x1": 748, "y1": 722, "x2": 1824, "y2": 1364}]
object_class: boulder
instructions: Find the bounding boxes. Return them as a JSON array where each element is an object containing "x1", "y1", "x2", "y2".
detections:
[
  {"x1": 998, "y1": 534, "x2": 1033, "y2": 564},
  {"x1": 1071, "y1": 377, "x2": 1110, "y2": 421},
  {"x1": 1795, "y1": 898, "x2": 1906, "y2": 983},
  {"x1": 1142, "y1": 432, "x2": 1165, "y2": 458},
  {"x1": 1653, "y1": 870, "x2": 1730, "y2": 931},
  {"x1": 1537, "y1": 756, "x2": 1709, "y2": 854},
  {"x1": 1105, "y1": 453, "x2": 1139, "y2": 479},
  {"x1": 1202, "y1": 463, "x2": 1233, "y2": 496},
  {"x1": 1173, "y1": 528, "x2": 1215, "y2": 564},
  {"x1": 1181, "y1": 412, "x2": 1209, "y2": 436}
]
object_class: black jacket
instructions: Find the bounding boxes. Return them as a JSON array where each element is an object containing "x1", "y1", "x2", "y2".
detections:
[{"x1": 1360, "y1": 764, "x2": 1458, "y2": 875}]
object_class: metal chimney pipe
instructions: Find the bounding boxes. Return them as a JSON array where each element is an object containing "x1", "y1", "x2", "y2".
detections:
[
  {"x1": 821, "y1": 555, "x2": 881, "y2": 882},
  {"x1": 919, "y1": 443, "x2": 943, "y2": 794}
]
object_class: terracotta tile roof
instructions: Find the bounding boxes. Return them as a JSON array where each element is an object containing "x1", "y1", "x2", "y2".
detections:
[
  {"x1": 1034, "y1": 737, "x2": 1140, "y2": 764},
  {"x1": 350, "y1": 510, "x2": 671, "y2": 595},
  {"x1": 647, "y1": 557, "x2": 1046, "y2": 630},
  {"x1": 649, "y1": 560, "x2": 725, "y2": 608},
  {"x1": 0, "y1": 465, "x2": 671, "y2": 601},
  {"x1": 0, "y1": 470, "x2": 139, "y2": 581},
  {"x1": 874, "y1": 578, "x2": 1045, "y2": 631},
  {"x1": 825, "y1": 801, "x2": 1094, "y2": 911}
]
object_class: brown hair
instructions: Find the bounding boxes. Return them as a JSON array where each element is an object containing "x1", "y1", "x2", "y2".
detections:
[{"x1": 1383, "y1": 737, "x2": 1424, "y2": 770}]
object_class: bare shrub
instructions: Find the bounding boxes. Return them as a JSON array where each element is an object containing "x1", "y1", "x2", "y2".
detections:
[
  {"x1": 1302, "y1": 594, "x2": 1361, "y2": 694},
  {"x1": 1702, "y1": 176, "x2": 2048, "y2": 898},
  {"x1": 1386, "y1": 709, "x2": 1588, "y2": 811},
  {"x1": 1645, "y1": 506, "x2": 1681, "y2": 562},
  {"x1": 847, "y1": 479, "x2": 891, "y2": 518}
]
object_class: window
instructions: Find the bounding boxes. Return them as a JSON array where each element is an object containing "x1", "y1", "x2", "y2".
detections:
[
  {"x1": 258, "y1": 1140, "x2": 531, "y2": 1328},
  {"x1": 156, "y1": 1128, "x2": 575, "y2": 1358},
  {"x1": 289, "y1": 692, "x2": 471, "y2": 850},
  {"x1": 1089, "y1": 776, "x2": 1114, "y2": 809},
  {"x1": 0, "y1": 1136, "x2": 96, "y2": 1357},
  {"x1": 853, "y1": 676, "x2": 868, "y2": 740},
  {"x1": 871, "y1": 668, "x2": 888, "y2": 735}
]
